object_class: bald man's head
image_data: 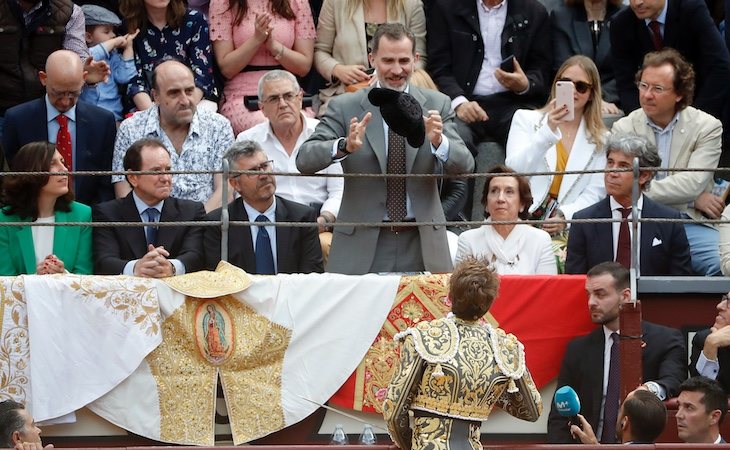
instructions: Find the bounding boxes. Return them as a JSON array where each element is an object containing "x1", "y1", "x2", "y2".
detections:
[
  {"x1": 151, "y1": 60, "x2": 196, "y2": 128},
  {"x1": 39, "y1": 50, "x2": 86, "y2": 113}
]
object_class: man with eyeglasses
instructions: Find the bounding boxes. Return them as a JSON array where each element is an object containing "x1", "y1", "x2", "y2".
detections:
[
  {"x1": 1, "y1": 49, "x2": 116, "y2": 206},
  {"x1": 609, "y1": 0, "x2": 730, "y2": 118},
  {"x1": 236, "y1": 70, "x2": 342, "y2": 264},
  {"x1": 204, "y1": 140, "x2": 323, "y2": 274},
  {"x1": 612, "y1": 48, "x2": 723, "y2": 276},
  {"x1": 689, "y1": 295, "x2": 730, "y2": 395},
  {"x1": 112, "y1": 60, "x2": 234, "y2": 213}
]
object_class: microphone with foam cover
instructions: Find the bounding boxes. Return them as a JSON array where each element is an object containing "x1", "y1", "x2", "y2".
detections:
[{"x1": 554, "y1": 386, "x2": 581, "y2": 417}]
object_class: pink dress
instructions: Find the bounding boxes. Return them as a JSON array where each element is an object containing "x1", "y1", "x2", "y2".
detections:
[{"x1": 209, "y1": 0, "x2": 316, "y2": 135}]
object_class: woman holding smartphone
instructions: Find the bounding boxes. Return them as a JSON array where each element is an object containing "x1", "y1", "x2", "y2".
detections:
[{"x1": 505, "y1": 55, "x2": 607, "y2": 237}]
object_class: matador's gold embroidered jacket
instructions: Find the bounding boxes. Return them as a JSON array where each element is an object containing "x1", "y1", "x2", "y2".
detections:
[{"x1": 382, "y1": 317, "x2": 542, "y2": 449}]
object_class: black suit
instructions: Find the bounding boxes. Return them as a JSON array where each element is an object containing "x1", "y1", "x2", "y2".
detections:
[
  {"x1": 2, "y1": 98, "x2": 116, "y2": 206},
  {"x1": 550, "y1": 3, "x2": 621, "y2": 104},
  {"x1": 547, "y1": 322, "x2": 687, "y2": 443},
  {"x1": 204, "y1": 196, "x2": 323, "y2": 274},
  {"x1": 427, "y1": 0, "x2": 551, "y2": 144},
  {"x1": 565, "y1": 196, "x2": 693, "y2": 275},
  {"x1": 610, "y1": 0, "x2": 730, "y2": 117},
  {"x1": 690, "y1": 329, "x2": 730, "y2": 394},
  {"x1": 92, "y1": 193, "x2": 206, "y2": 275}
]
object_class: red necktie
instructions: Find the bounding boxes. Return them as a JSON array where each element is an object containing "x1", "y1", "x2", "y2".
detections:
[
  {"x1": 55, "y1": 114, "x2": 72, "y2": 172},
  {"x1": 648, "y1": 21, "x2": 663, "y2": 50},
  {"x1": 615, "y1": 207, "x2": 632, "y2": 268}
]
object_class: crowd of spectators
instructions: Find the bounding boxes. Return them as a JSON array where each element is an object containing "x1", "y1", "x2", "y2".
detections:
[{"x1": 0, "y1": 0, "x2": 729, "y2": 278}]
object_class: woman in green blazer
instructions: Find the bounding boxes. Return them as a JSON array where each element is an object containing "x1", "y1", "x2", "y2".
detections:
[{"x1": 0, "y1": 142, "x2": 93, "y2": 275}]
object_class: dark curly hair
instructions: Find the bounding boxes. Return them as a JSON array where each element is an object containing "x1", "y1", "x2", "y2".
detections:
[
  {"x1": 2, "y1": 142, "x2": 73, "y2": 220},
  {"x1": 481, "y1": 165, "x2": 533, "y2": 220},
  {"x1": 636, "y1": 48, "x2": 695, "y2": 111},
  {"x1": 449, "y1": 256, "x2": 500, "y2": 320}
]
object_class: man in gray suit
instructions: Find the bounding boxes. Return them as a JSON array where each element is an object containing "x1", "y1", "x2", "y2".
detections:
[{"x1": 297, "y1": 23, "x2": 473, "y2": 275}]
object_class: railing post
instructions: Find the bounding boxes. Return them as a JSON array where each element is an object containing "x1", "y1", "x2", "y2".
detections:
[
  {"x1": 221, "y1": 159, "x2": 229, "y2": 263},
  {"x1": 630, "y1": 157, "x2": 640, "y2": 301}
]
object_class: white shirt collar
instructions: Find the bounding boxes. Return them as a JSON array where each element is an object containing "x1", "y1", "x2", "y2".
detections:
[
  {"x1": 243, "y1": 198, "x2": 276, "y2": 222},
  {"x1": 132, "y1": 191, "x2": 164, "y2": 215},
  {"x1": 609, "y1": 194, "x2": 645, "y2": 213}
]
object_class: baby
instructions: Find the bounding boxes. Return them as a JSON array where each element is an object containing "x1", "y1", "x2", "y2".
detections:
[{"x1": 80, "y1": 5, "x2": 139, "y2": 121}]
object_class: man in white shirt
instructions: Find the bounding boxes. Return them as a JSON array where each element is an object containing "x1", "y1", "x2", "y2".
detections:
[
  {"x1": 236, "y1": 70, "x2": 342, "y2": 262},
  {"x1": 612, "y1": 49, "x2": 723, "y2": 275}
]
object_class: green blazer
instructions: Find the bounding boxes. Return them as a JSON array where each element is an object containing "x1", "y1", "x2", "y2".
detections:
[{"x1": 0, "y1": 201, "x2": 93, "y2": 275}]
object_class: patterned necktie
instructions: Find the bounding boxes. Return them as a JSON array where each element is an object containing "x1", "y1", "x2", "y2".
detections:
[
  {"x1": 615, "y1": 207, "x2": 632, "y2": 269},
  {"x1": 55, "y1": 114, "x2": 72, "y2": 176},
  {"x1": 386, "y1": 128, "x2": 407, "y2": 222},
  {"x1": 144, "y1": 207, "x2": 160, "y2": 246},
  {"x1": 601, "y1": 332, "x2": 620, "y2": 443},
  {"x1": 648, "y1": 21, "x2": 663, "y2": 50},
  {"x1": 254, "y1": 215, "x2": 275, "y2": 275}
]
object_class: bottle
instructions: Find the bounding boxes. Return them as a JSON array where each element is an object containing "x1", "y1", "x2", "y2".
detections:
[
  {"x1": 358, "y1": 423, "x2": 377, "y2": 445},
  {"x1": 329, "y1": 424, "x2": 349, "y2": 445}
]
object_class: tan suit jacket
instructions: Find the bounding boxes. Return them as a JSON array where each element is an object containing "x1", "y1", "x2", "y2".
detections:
[
  {"x1": 611, "y1": 106, "x2": 722, "y2": 223},
  {"x1": 314, "y1": 0, "x2": 427, "y2": 105}
]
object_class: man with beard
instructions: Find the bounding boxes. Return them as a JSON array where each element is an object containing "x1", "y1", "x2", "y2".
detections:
[
  {"x1": 93, "y1": 138, "x2": 205, "y2": 277},
  {"x1": 547, "y1": 262, "x2": 686, "y2": 443},
  {"x1": 204, "y1": 140, "x2": 323, "y2": 274},
  {"x1": 297, "y1": 22, "x2": 473, "y2": 275},
  {"x1": 690, "y1": 293, "x2": 730, "y2": 394},
  {"x1": 112, "y1": 60, "x2": 234, "y2": 212}
]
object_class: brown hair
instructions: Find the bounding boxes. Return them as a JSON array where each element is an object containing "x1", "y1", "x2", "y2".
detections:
[
  {"x1": 120, "y1": 0, "x2": 187, "y2": 32},
  {"x1": 543, "y1": 55, "x2": 606, "y2": 147},
  {"x1": 622, "y1": 390, "x2": 667, "y2": 443},
  {"x1": 371, "y1": 22, "x2": 416, "y2": 54},
  {"x1": 636, "y1": 48, "x2": 695, "y2": 111},
  {"x1": 2, "y1": 142, "x2": 73, "y2": 220},
  {"x1": 481, "y1": 165, "x2": 533, "y2": 220},
  {"x1": 227, "y1": 0, "x2": 294, "y2": 27},
  {"x1": 449, "y1": 256, "x2": 500, "y2": 320}
]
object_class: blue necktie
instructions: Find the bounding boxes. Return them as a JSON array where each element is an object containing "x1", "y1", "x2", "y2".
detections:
[
  {"x1": 144, "y1": 208, "x2": 160, "y2": 246},
  {"x1": 254, "y1": 215, "x2": 275, "y2": 274}
]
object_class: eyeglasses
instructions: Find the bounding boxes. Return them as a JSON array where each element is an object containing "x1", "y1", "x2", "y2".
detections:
[
  {"x1": 636, "y1": 81, "x2": 672, "y2": 95},
  {"x1": 262, "y1": 92, "x2": 300, "y2": 105},
  {"x1": 237, "y1": 160, "x2": 274, "y2": 177},
  {"x1": 47, "y1": 88, "x2": 82, "y2": 100},
  {"x1": 557, "y1": 78, "x2": 593, "y2": 94}
]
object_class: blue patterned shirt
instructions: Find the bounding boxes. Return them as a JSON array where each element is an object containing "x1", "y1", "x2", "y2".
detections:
[
  {"x1": 128, "y1": 9, "x2": 219, "y2": 102},
  {"x1": 113, "y1": 106, "x2": 234, "y2": 203}
]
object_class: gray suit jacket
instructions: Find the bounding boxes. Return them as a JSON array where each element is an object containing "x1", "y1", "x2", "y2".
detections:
[{"x1": 296, "y1": 85, "x2": 474, "y2": 274}]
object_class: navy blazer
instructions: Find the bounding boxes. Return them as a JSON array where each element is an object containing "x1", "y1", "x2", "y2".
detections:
[
  {"x1": 203, "y1": 196, "x2": 323, "y2": 274},
  {"x1": 565, "y1": 195, "x2": 693, "y2": 275},
  {"x1": 92, "y1": 193, "x2": 206, "y2": 274},
  {"x1": 2, "y1": 98, "x2": 116, "y2": 205},
  {"x1": 690, "y1": 329, "x2": 730, "y2": 394},
  {"x1": 550, "y1": 3, "x2": 621, "y2": 104},
  {"x1": 547, "y1": 322, "x2": 687, "y2": 443},
  {"x1": 427, "y1": 0, "x2": 552, "y2": 102},
  {"x1": 609, "y1": 0, "x2": 730, "y2": 117}
]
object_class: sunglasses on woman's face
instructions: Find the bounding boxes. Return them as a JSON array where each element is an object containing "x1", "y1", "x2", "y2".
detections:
[{"x1": 557, "y1": 78, "x2": 593, "y2": 94}]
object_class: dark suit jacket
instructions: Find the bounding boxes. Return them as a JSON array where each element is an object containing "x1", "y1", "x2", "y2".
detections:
[
  {"x1": 550, "y1": 3, "x2": 620, "y2": 104},
  {"x1": 92, "y1": 193, "x2": 206, "y2": 274},
  {"x1": 609, "y1": 0, "x2": 730, "y2": 116},
  {"x1": 427, "y1": 0, "x2": 552, "y2": 102},
  {"x1": 203, "y1": 196, "x2": 323, "y2": 274},
  {"x1": 2, "y1": 98, "x2": 116, "y2": 205},
  {"x1": 690, "y1": 328, "x2": 730, "y2": 394},
  {"x1": 565, "y1": 195, "x2": 693, "y2": 275},
  {"x1": 547, "y1": 322, "x2": 687, "y2": 443}
]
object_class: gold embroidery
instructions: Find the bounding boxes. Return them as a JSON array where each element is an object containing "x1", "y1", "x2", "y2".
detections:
[
  {"x1": 147, "y1": 293, "x2": 291, "y2": 445},
  {"x1": 0, "y1": 278, "x2": 29, "y2": 401},
  {"x1": 163, "y1": 261, "x2": 252, "y2": 298},
  {"x1": 218, "y1": 295, "x2": 290, "y2": 444},
  {"x1": 65, "y1": 275, "x2": 161, "y2": 337}
]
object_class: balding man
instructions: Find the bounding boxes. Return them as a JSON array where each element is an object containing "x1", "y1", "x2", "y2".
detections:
[
  {"x1": 2, "y1": 50, "x2": 117, "y2": 206},
  {"x1": 113, "y1": 60, "x2": 234, "y2": 212}
]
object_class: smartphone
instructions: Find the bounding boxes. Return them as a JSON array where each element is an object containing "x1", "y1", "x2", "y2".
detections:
[
  {"x1": 364, "y1": 67, "x2": 375, "y2": 76},
  {"x1": 555, "y1": 81, "x2": 575, "y2": 121},
  {"x1": 500, "y1": 55, "x2": 515, "y2": 73}
]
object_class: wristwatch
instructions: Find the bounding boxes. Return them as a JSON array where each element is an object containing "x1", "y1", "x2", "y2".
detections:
[{"x1": 337, "y1": 138, "x2": 350, "y2": 155}]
